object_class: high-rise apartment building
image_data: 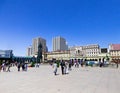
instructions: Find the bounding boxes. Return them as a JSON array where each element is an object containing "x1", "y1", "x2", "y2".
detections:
[
  {"x1": 26, "y1": 46, "x2": 32, "y2": 56},
  {"x1": 52, "y1": 36, "x2": 68, "y2": 51},
  {"x1": 32, "y1": 37, "x2": 46, "y2": 55}
]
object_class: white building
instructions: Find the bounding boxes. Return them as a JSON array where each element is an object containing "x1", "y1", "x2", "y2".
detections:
[
  {"x1": 83, "y1": 44, "x2": 100, "y2": 57},
  {"x1": 52, "y1": 36, "x2": 68, "y2": 51},
  {"x1": 69, "y1": 46, "x2": 83, "y2": 59},
  {"x1": 69, "y1": 44, "x2": 100, "y2": 60}
]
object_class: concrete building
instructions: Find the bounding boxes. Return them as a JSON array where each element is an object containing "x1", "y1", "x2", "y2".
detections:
[
  {"x1": 52, "y1": 36, "x2": 68, "y2": 51},
  {"x1": 26, "y1": 46, "x2": 32, "y2": 56},
  {"x1": 69, "y1": 46, "x2": 83, "y2": 59},
  {"x1": 46, "y1": 50, "x2": 70, "y2": 60},
  {"x1": 98, "y1": 48, "x2": 109, "y2": 62},
  {"x1": 69, "y1": 44, "x2": 100, "y2": 61},
  {"x1": 109, "y1": 44, "x2": 120, "y2": 63},
  {"x1": 0, "y1": 50, "x2": 13, "y2": 60},
  {"x1": 82, "y1": 44, "x2": 100, "y2": 58},
  {"x1": 32, "y1": 37, "x2": 47, "y2": 56}
]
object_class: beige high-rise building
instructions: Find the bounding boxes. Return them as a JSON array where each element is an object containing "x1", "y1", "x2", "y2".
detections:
[
  {"x1": 52, "y1": 36, "x2": 68, "y2": 51},
  {"x1": 32, "y1": 37, "x2": 46, "y2": 56},
  {"x1": 26, "y1": 46, "x2": 32, "y2": 56}
]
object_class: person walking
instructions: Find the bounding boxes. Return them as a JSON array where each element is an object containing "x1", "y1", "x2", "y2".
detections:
[{"x1": 7, "y1": 63, "x2": 11, "y2": 72}]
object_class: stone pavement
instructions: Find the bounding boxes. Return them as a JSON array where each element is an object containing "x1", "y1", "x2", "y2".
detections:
[{"x1": 0, "y1": 65, "x2": 120, "y2": 93}]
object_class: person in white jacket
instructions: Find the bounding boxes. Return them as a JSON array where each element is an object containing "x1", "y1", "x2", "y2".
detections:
[{"x1": 53, "y1": 61, "x2": 58, "y2": 75}]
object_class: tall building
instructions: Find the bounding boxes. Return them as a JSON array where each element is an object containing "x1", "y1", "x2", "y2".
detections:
[
  {"x1": 26, "y1": 46, "x2": 32, "y2": 56},
  {"x1": 52, "y1": 36, "x2": 68, "y2": 51},
  {"x1": 32, "y1": 37, "x2": 47, "y2": 56}
]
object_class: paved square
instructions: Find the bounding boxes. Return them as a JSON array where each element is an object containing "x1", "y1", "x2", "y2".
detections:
[{"x1": 0, "y1": 65, "x2": 120, "y2": 93}]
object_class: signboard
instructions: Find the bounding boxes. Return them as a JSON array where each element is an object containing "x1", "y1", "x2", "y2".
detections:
[
  {"x1": 101, "y1": 48, "x2": 108, "y2": 53},
  {"x1": 0, "y1": 50, "x2": 13, "y2": 58}
]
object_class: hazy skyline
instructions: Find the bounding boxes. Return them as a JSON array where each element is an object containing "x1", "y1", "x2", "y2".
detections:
[{"x1": 0, "y1": 0, "x2": 120, "y2": 56}]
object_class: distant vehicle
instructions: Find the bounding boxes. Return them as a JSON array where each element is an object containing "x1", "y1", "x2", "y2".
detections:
[{"x1": 86, "y1": 61, "x2": 99, "y2": 66}]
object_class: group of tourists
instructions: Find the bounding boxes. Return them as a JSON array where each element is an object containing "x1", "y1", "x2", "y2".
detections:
[
  {"x1": 52, "y1": 60, "x2": 79, "y2": 75},
  {"x1": 0, "y1": 61, "x2": 12, "y2": 72},
  {"x1": 16, "y1": 62, "x2": 28, "y2": 72},
  {"x1": 0, "y1": 60, "x2": 29, "y2": 72}
]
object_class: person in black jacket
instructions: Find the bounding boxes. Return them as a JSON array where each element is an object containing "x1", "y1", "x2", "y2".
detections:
[{"x1": 60, "y1": 60, "x2": 65, "y2": 75}]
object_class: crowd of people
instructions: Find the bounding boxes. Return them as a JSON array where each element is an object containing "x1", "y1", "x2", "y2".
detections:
[
  {"x1": 0, "y1": 61, "x2": 12, "y2": 72},
  {"x1": 0, "y1": 59, "x2": 119, "y2": 74},
  {"x1": 0, "y1": 60, "x2": 41, "y2": 72},
  {"x1": 0, "y1": 60, "x2": 29, "y2": 72},
  {"x1": 52, "y1": 59, "x2": 120, "y2": 76},
  {"x1": 52, "y1": 59, "x2": 84, "y2": 76}
]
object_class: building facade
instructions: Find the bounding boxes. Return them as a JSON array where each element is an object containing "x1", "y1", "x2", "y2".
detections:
[
  {"x1": 69, "y1": 46, "x2": 83, "y2": 59},
  {"x1": 0, "y1": 50, "x2": 13, "y2": 60},
  {"x1": 26, "y1": 46, "x2": 32, "y2": 56},
  {"x1": 82, "y1": 44, "x2": 100, "y2": 57},
  {"x1": 109, "y1": 44, "x2": 120, "y2": 63},
  {"x1": 46, "y1": 50, "x2": 70, "y2": 61},
  {"x1": 69, "y1": 44, "x2": 100, "y2": 61},
  {"x1": 52, "y1": 36, "x2": 68, "y2": 51},
  {"x1": 32, "y1": 37, "x2": 47, "y2": 56}
]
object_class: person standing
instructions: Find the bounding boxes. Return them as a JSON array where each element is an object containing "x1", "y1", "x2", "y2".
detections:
[
  {"x1": 68, "y1": 60, "x2": 72, "y2": 71},
  {"x1": 17, "y1": 63, "x2": 21, "y2": 71},
  {"x1": 60, "y1": 60, "x2": 65, "y2": 75},
  {"x1": 24, "y1": 63, "x2": 28, "y2": 71},
  {"x1": 2, "y1": 62, "x2": 6, "y2": 72},
  {"x1": 52, "y1": 61, "x2": 58, "y2": 75},
  {"x1": 65, "y1": 61, "x2": 69, "y2": 74},
  {"x1": 116, "y1": 62, "x2": 119, "y2": 68}
]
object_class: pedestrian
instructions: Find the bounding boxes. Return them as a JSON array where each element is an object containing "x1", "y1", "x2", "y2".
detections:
[
  {"x1": 60, "y1": 60, "x2": 65, "y2": 75},
  {"x1": 52, "y1": 61, "x2": 58, "y2": 75},
  {"x1": 7, "y1": 63, "x2": 11, "y2": 72},
  {"x1": 68, "y1": 60, "x2": 72, "y2": 71},
  {"x1": 24, "y1": 63, "x2": 28, "y2": 71},
  {"x1": 116, "y1": 62, "x2": 119, "y2": 68},
  {"x1": 17, "y1": 63, "x2": 21, "y2": 71},
  {"x1": 65, "y1": 61, "x2": 69, "y2": 74},
  {"x1": 22, "y1": 63, "x2": 25, "y2": 71},
  {"x1": 2, "y1": 62, "x2": 6, "y2": 72}
]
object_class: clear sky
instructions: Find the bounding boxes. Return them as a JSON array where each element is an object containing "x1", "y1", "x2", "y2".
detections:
[{"x1": 0, "y1": 0, "x2": 120, "y2": 56}]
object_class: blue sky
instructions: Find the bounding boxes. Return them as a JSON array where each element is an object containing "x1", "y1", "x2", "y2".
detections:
[{"x1": 0, "y1": 0, "x2": 120, "y2": 56}]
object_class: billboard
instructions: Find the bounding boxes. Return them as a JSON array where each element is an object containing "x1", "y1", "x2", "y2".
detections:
[
  {"x1": 101, "y1": 48, "x2": 108, "y2": 53},
  {"x1": 0, "y1": 50, "x2": 13, "y2": 58}
]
